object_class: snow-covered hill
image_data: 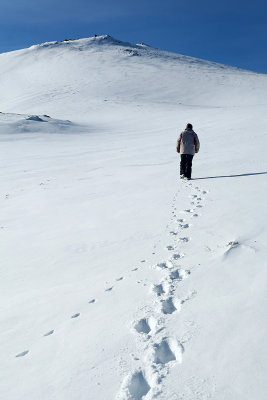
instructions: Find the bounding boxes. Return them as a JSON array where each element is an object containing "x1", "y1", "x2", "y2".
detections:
[{"x1": 1, "y1": 35, "x2": 267, "y2": 400}]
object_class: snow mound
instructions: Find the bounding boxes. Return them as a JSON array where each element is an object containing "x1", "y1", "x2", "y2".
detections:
[
  {"x1": 26, "y1": 115, "x2": 45, "y2": 122},
  {"x1": 0, "y1": 112, "x2": 82, "y2": 134}
]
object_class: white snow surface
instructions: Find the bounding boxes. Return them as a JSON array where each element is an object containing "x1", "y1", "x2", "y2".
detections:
[{"x1": 1, "y1": 35, "x2": 267, "y2": 400}]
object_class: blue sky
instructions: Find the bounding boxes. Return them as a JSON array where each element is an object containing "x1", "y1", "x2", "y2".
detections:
[{"x1": 1, "y1": 0, "x2": 267, "y2": 73}]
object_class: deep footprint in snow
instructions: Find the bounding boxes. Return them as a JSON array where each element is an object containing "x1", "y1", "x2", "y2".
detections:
[
  {"x1": 16, "y1": 350, "x2": 29, "y2": 358},
  {"x1": 134, "y1": 317, "x2": 157, "y2": 334},
  {"x1": 105, "y1": 287, "x2": 113, "y2": 292},
  {"x1": 169, "y1": 231, "x2": 178, "y2": 236},
  {"x1": 116, "y1": 277, "x2": 124, "y2": 281},
  {"x1": 120, "y1": 370, "x2": 151, "y2": 399},
  {"x1": 134, "y1": 318, "x2": 151, "y2": 334},
  {"x1": 152, "y1": 340, "x2": 176, "y2": 365},
  {"x1": 169, "y1": 269, "x2": 180, "y2": 280},
  {"x1": 152, "y1": 338, "x2": 184, "y2": 365},
  {"x1": 152, "y1": 283, "x2": 165, "y2": 296},
  {"x1": 43, "y1": 330, "x2": 54, "y2": 337},
  {"x1": 88, "y1": 299, "x2": 96, "y2": 304},
  {"x1": 161, "y1": 297, "x2": 178, "y2": 314}
]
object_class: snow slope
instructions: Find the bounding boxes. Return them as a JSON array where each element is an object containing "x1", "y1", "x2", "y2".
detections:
[{"x1": 1, "y1": 35, "x2": 267, "y2": 400}]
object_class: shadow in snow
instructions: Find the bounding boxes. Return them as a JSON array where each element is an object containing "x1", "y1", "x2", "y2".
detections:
[{"x1": 193, "y1": 172, "x2": 267, "y2": 180}]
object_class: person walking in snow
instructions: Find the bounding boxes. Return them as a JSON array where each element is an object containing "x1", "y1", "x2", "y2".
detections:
[{"x1": 177, "y1": 123, "x2": 200, "y2": 180}]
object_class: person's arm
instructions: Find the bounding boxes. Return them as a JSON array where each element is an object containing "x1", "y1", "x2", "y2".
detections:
[
  {"x1": 194, "y1": 133, "x2": 200, "y2": 153},
  {"x1": 177, "y1": 133, "x2": 182, "y2": 153}
]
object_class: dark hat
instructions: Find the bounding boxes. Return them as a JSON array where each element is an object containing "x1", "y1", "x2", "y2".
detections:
[{"x1": 186, "y1": 123, "x2": 193, "y2": 129}]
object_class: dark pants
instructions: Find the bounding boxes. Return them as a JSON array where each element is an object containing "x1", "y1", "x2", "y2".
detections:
[{"x1": 180, "y1": 154, "x2": 194, "y2": 178}]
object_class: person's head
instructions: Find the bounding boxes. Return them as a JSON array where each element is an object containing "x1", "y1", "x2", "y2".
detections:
[{"x1": 186, "y1": 123, "x2": 193, "y2": 130}]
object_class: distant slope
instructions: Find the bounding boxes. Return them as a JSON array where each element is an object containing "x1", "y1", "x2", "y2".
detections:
[{"x1": 1, "y1": 35, "x2": 267, "y2": 120}]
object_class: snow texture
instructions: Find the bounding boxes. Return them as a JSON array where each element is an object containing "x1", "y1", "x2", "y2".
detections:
[{"x1": 1, "y1": 34, "x2": 267, "y2": 400}]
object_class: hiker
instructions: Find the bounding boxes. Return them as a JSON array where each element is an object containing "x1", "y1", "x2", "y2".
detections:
[{"x1": 177, "y1": 123, "x2": 200, "y2": 180}]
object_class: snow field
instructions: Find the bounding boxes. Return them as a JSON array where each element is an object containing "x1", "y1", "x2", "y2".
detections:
[{"x1": 1, "y1": 35, "x2": 267, "y2": 399}]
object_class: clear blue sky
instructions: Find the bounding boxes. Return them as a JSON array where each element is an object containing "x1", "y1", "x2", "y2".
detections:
[{"x1": 1, "y1": 0, "x2": 267, "y2": 73}]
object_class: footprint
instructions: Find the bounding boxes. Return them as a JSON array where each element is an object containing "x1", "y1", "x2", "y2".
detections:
[
  {"x1": 134, "y1": 318, "x2": 151, "y2": 334},
  {"x1": 169, "y1": 231, "x2": 178, "y2": 236},
  {"x1": 177, "y1": 218, "x2": 184, "y2": 223},
  {"x1": 152, "y1": 338, "x2": 184, "y2": 365},
  {"x1": 157, "y1": 262, "x2": 167, "y2": 269},
  {"x1": 172, "y1": 253, "x2": 184, "y2": 260},
  {"x1": 118, "y1": 370, "x2": 151, "y2": 399},
  {"x1": 184, "y1": 209, "x2": 194, "y2": 213},
  {"x1": 196, "y1": 205, "x2": 203, "y2": 208},
  {"x1": 156, "y1": 261, "x2": 172, "y2": 270},
  {"x1": 192, "y1": 213, "x2": 199, "y2": 217},
  {"x1": 43, "y1": 330, "x2": 54, "y2": 337},
  {"x1": 161, "y1": 297, "x2": 179, "y2": 314},
  {"x1": 180, "y1": 223, "x2": 190, "y2": 229},
  {"x1": 179, "y1": 237, "x2": 190, "y2": 243},
  {"x1": 166, "y1": 245, "x2": 174, "y2": 251},
  {"x1": 132, "y1": 267, "x2": 138, "y2": 272},
  {"x1": 105, "y1": 287, "x2": 113, "y2": 292},
  {"x1": 88, "y1": 299, "x2": 96, "y2": 304},
  {"x1": 152, "y1": 339, "x2": 176, "y2": 364},
  {"x1": 152, "y1": 283, "x2": 165, "y2": 296},
  {"x1": 169, "y1": 269, "x2": 180, "y2": 280},
  {"x1": 71, "y1": 313, "x2": 80, "y2": 319},
  {"x1": 134, "y1": 317, "x2": 157, "y2": 334},
  {"x1": 116, "y1": 277, "x2": 124, "y2": 281},
  {"x1": 16, "y1": 350, "x2": 29, "y2": 358}
]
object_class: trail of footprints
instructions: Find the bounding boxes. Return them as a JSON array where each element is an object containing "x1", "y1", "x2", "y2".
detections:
[
  {"x1": 15, "y1": 182, "x2": 208, "y2": 400},
  {"x1": 118, "y1": 183, "x2": 208, "y2": 399},
  {"x1": 14, "y1": 258, "x2": 146, "y2": 358}
]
